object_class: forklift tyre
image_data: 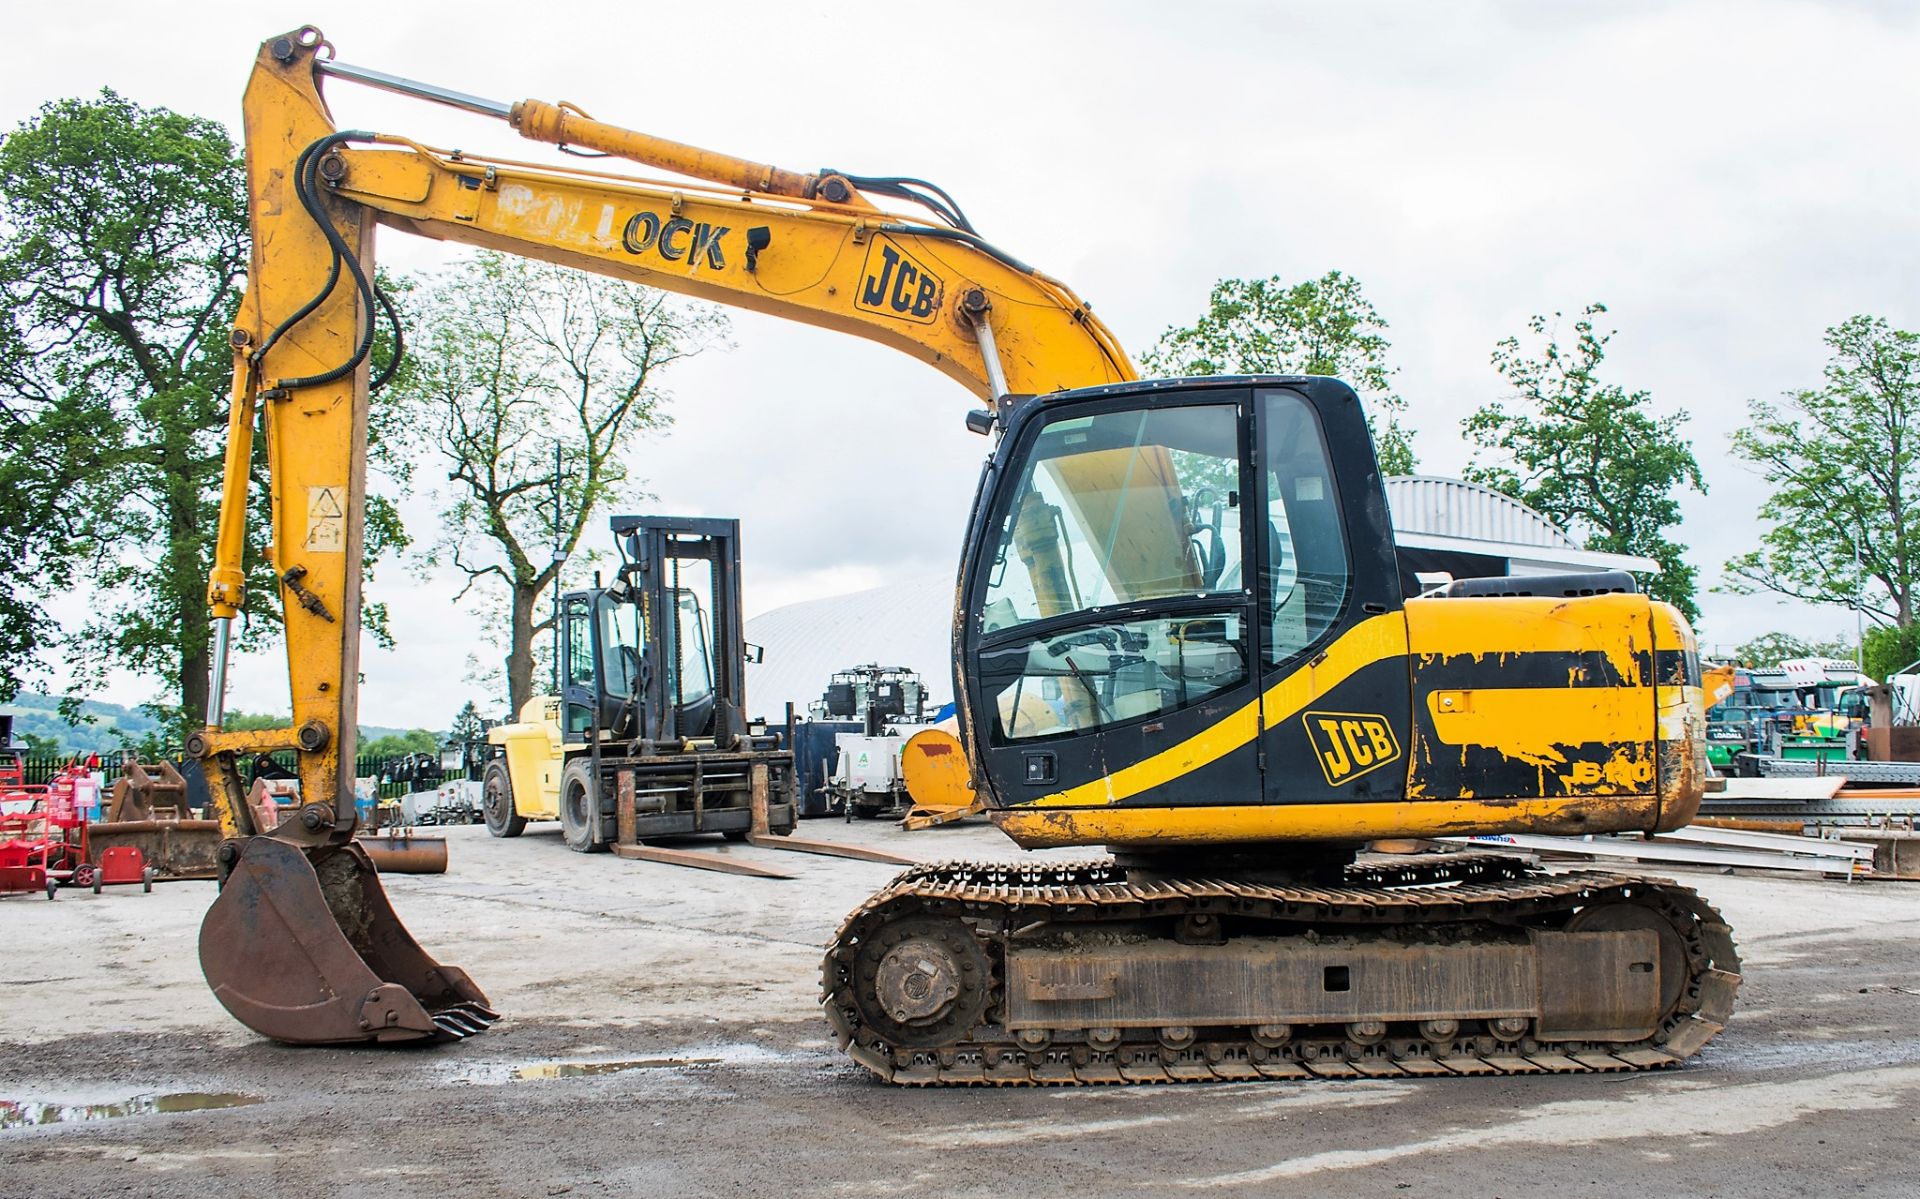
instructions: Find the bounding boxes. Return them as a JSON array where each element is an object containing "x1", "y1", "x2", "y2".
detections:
[
  {"x1": 560, "y1": 759, "x2": 608, "y2": 854},
  {"x1": 721, "y1": 829, "x2": 749, "y2": 842},
  {"x1": 482, "y1": 760, "x2": 526, "y2": 839}
]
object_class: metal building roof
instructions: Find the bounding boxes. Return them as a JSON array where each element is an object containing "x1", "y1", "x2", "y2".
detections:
[{"x1": 1384, "y1": 475, "x2": 1578, "y2": 549}]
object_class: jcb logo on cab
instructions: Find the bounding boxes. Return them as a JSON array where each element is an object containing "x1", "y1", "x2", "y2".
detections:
[
  {"x1": 1303, "y1": 711, "x2": 1401, "y2": 786},
  {"x1": 856, "y1": 235, "x2": 943, "y2": 324}
]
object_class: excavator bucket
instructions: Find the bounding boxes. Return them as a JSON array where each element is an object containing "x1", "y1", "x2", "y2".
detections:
[{"x1": 199, "y1": 837, "x2": 496, "y2": 1045}]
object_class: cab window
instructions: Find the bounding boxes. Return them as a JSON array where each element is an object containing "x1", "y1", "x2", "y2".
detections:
[
  {"x1": 1260, "y1": 390, "x2": 1349, "y2": 665},
  {"x1": 978, "y1": 402, "x2": 1250, "y2": 744}
]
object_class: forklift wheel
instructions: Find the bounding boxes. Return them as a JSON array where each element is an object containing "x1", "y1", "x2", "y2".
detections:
[
  {"x1": 73, "y1": 863, "x2": 96, "y2": 890},
  {"x1": 45, "y1": 877, "x2": 57, "y2": 900},
  {"x1": 142, "y1": 866, "x2": 155, "y2": 893},
  {"x1": 721, "y1": 829, "x2": 748, "y2": 842},
  {"x1": 93, "y1": 871, "x2": 103, "y2": 895}
]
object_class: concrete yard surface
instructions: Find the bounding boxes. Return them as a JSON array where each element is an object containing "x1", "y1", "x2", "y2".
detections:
[{"x1": 2, "y1": 819, "x2": 1917, "y2": 1197}]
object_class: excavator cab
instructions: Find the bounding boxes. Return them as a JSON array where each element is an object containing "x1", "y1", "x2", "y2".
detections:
[{"x1": 959, "y1": 377, "x2": 1405, "y2": 837}]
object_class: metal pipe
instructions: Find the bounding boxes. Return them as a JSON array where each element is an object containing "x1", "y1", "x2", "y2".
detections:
[
  {"x1": 315, "y1": 59, "x2": 513, "y2": 120},
  {"x1": 209, "y1": 616, "x2": 233, "y2": 728},
  {"x1": 970, "y1": 310, "x2": 1010, "y2": 400}
]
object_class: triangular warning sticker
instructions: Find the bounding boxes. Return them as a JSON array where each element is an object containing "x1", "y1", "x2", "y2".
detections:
[{"x1": 310, "y1": 488, "x2": 343, "y2": 518}]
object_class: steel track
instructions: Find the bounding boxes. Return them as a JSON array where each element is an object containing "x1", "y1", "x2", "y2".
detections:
[{"x1": 821, "y1": 855, "x2": 1741, "y2": 1086}]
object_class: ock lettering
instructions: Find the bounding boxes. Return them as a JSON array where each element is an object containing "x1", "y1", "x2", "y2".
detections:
[{"x1": 622, "y1": 211, "x2": 729, "y2": 269}]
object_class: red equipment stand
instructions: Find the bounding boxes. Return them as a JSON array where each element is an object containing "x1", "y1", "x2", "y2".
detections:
[{"x1": 0, "y1": 760, "x2": 142, "y2": 898}]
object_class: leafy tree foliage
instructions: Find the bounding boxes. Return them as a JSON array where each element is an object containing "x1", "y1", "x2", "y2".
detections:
[
  {"x1": 1723, "y1": 316, "x2": 1920, "y2": 630},
  {"x1": 360, "y1": 728, "x2": 441, "y2": 759},
  {"x1": 0, "y1": 93, "x2": 408, "y2": 741},
  {"x1": 1141, "y1": 271, "x2": 1416, "y2": 475},
  {"x1": 1730, "y1": 631, "x2": 1855, "y2": 668},
  {"x1": 221, "y1": 709, "x2": 291, "y2": 733},
  {"x1": 1863, "y1": 623, "x2": 1920, "y2": 683},
  {"x1": 0, "y1": 92, "x2": 246, "y2": 719},
  {"x1": 1463, "y1": 303, "x2": 1705, "y2": 620},
  {"x1": 448, "y1": 700, "x2": 488, "y2": 742},
  {"x1": 388, "y1": 251, "x2": 727, "y2": 713}
]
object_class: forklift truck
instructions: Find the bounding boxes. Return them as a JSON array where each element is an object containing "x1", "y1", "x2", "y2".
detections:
[{"x1": 487, "y1": 516, "x2": 799, "y2": 856}]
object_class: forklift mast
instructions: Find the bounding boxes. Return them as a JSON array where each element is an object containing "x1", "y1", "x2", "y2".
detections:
[{"x1": 556, "y1": 516, "x2": 750, "y2": 749}]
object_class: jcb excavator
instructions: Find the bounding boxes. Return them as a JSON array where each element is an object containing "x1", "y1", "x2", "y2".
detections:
[{"x1": 191, "y1": 26, "x2": 1739, "y2": 1079}]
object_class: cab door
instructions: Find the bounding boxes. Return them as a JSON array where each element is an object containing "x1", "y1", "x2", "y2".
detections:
[
  {"x1": 1251, "y1": 386, "x2": 1412, "y2": 804},
  {"x1": 965, "y1": 391, "x2": 1265, "y2": 812},
  {"x1": 558, "y1": 593, "x2": 598, "y2": 742}
]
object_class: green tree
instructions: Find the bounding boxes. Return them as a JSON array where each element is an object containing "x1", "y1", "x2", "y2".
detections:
[
  {"x1": 1731, "y1": 631, "x2": 1855, "y2": 668},
  {"x1": 1723, "y1": 316, "x2": 1920, "y2": 631},
  {"x1": 1463, "y1": 303, "x2": 1705, "y2": 620},
  {"x1": 0, "y1": 92, "x2": 407, "y2": 738},
  {"x1": 1141, "y1": 270, "x2": 1416, "y2": 474},
  {"x1": 448, "y1": 700, "x2": 487, "y2": 743},
  {"x1": 0, "y1": 91, "x2": 246, "y2": 717},
  {"x1": 1863, "y1": 624, "x2": 1920, "y2": 682},
  {"x1": 222, "y1": 709, "x2": 290, "y2": 733},
  {"x1": 389, "y1": 251, "x2": 726, "y2": 714},
  {"x1": 360, "y1": 728, "x2": 441, "y2": 759}
]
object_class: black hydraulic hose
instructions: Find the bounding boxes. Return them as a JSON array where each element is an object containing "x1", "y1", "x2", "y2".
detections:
[
  {"x1": 881, "y1": 221, "x2": 1036, "y2": 277},
  {"x1": 248, "y1": 140, "x2": 341, "y2": 367},
  {"x1": 263, "y1": 130, "x2": 390, "y2": 392},
  {"x1": 278, "y1": 131, "x2": 381, "y2": 389},
  {"x1": 369, "y1": 279, "x2": 404, "y2": 393},
  {"x1": 836, "y1": 171, "x2": 975, "y2": 233}
]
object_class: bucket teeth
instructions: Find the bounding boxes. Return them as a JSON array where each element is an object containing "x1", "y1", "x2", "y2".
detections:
[{"x1": 430, "y1": 1002, "x2": 500, "y2": 1039}]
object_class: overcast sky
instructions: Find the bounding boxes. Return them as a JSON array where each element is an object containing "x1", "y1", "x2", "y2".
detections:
[{"x1": 6, "y1": 0, "x2": 1917, "y2": 728}]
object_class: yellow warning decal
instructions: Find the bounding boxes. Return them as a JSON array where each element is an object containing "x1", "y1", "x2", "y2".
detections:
[{"x1": 304, "y1": 485, "x2": 345, "y2": 553}]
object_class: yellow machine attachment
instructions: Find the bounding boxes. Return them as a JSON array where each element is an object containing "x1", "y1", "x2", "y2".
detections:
[{"x1": 899, "y1": 727, "x2": 985, "y2": 830}]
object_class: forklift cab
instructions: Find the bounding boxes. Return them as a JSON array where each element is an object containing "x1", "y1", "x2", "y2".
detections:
[{"x1": 556, "y1": 516, "x2": 746, "y2": 747}]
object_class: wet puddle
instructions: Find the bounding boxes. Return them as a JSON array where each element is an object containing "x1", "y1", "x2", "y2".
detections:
[
  {"x1": 2, "y1": 1092, "x2": 262, "y2": 1130},
  {"x1": 451, "y1": 1042, "x2": 799, "y2": 1086},
  {"x1": 510, "y1": 1058, "x2": 719, "y2": 1080}
]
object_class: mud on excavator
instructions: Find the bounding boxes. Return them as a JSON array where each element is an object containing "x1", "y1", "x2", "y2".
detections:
[{"x1": 190, "y1": 27, "x2": 1739, "y2": 1076}]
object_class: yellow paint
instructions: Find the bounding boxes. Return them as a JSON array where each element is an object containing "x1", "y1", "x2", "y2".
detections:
[
  {"x1": 900, "y1": 727, "x2": 977, "y2": 815},
  {"x1": 1404, "y1": 592, "x2": 1650, "y2": 685},
  {"x1": 994, "y1": 793, "x2": 1661, "y2": 848},
  {"x1": 487, "y1": 697, "x2": 564, "y2": 821},
  {"x1": 1425, "y1": 688, "x2": 1651, "y2": 766}
]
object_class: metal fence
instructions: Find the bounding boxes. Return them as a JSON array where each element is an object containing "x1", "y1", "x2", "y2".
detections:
[{"x1": 10, "y1": 753, "x2": 423, "y2": 797}]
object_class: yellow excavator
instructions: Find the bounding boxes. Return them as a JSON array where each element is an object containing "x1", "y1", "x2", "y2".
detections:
[{"x1": 191, "y1": 26, "x2": 1738, "y2": 1080}]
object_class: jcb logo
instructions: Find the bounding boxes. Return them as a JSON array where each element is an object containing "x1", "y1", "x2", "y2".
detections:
[
  {"x1": 1303, "y1": 711, "x2": 1402, "y2": 786},
  {"x1": 856, "y1": 235, "x2": 943, "y2": 324}
]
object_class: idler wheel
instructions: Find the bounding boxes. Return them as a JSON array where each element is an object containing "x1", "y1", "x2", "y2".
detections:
[
  {"x1": 851, "y1": 916, "x2": 990, "y2": 1048},
  {"x1": 1567, "y1": 899, "x2": 1690, "y2": 1022}
]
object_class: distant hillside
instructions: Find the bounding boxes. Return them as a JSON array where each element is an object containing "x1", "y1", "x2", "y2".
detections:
[
  {"x1": 1, "y1": 692, "x2": 424, "y2": 756},
  {"x1": 1, "y1": 693, "x2": 162, "y2": 754}
]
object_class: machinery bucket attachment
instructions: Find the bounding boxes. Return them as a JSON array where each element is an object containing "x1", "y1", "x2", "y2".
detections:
[{"x1": 199, "y1": 837, "x2": 496, "y2": 1045}]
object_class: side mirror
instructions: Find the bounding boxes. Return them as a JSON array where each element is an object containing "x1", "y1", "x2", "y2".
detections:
[{"x1": 744, "y1": 642, "x2": 766, "y2": 664}]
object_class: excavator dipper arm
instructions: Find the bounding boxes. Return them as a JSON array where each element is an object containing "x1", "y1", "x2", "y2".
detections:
[{"x1": 193, "y1": 25, "x2": 1129, "y2": 1046}]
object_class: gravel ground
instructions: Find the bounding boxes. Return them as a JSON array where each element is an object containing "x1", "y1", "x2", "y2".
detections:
[{"x1": 2, "y1": 819, "x2": 1917, "y2": 1197}]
